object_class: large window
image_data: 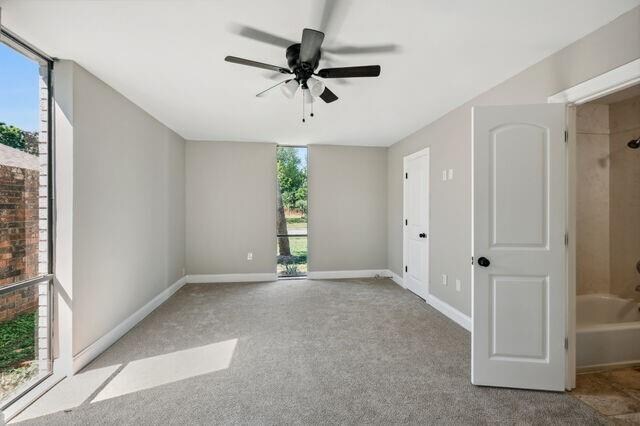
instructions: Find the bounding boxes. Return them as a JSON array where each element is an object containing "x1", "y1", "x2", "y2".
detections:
[
  {"x1": 276, "y1": 146, "x2": 307, "y2": 278},
  {"x1": 0, "y1": 31, "x2": 53, "y2": 410}
]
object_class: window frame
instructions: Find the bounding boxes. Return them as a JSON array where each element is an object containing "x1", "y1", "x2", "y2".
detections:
[
  {"x1": 0, "y1": 26, "x2": 56, "y2": 412},
  {"x1": 276, "y1": 145, "x2": 308, "y2": 278}
]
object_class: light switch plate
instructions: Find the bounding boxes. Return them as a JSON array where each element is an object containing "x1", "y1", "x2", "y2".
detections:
[
  {"x1": 448, "y1": 169, "x2": 454, "y2": 180},
  {"x1": 442, "y1": 274, "x2": 447, "y2": 286},
  {"x1": 247, "y1": 252, "x2": 253, "y2": 261},
  {"x1": 442, "y1": 170, "x2": 447, "y2": 181},
  {"x1": 455, "y1": 279, "x2": 461, "y2": 292}
]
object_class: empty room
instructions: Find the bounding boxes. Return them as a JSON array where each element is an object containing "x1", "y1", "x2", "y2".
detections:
[{"x1": 0, "y1": 0, "x2": 639, "y2": 424}]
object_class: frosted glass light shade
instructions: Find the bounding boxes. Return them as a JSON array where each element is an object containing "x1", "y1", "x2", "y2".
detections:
[
  {"x1": 303, "y1": 89, "x2": 314, "y2": 104},
  {"x1": 306, "y1": 77, "x2": 325, "y2": 97},
  {"x1": 281, "y1": 79, "x2": 299, "y2": 98}
]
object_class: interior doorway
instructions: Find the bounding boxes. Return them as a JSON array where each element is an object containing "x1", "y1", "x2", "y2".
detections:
[
  {"x1": 567, "y1": 83, "x2": 640, "y2": 419},
  {"x1": 403, "y1": 148, "x2": 430, "y2": 300},
  {"x1": 276, "y1": 146, "x2": 308, "y2": 278}
]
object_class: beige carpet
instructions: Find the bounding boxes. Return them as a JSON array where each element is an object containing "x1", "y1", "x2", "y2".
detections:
[{"x1": 15, "y1": 278, "x2": 604, "y2": 425}]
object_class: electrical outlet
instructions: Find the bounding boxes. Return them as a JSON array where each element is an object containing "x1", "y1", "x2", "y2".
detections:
[
  {"x1": 247, "y1": 252, "x2": 253, "y2": 261},
  {"x1": 448, "y1": 169, "x2": 454, "y2": 180},
  {"x1": 456, "y1": 279, "x2": 461, "y2": 292},
  {"x1": 442, "y1": 274, "x2": 447, "y2": 286},
  {"x1": 442, "y1": 170, "x2": 447, "y2": 181}
]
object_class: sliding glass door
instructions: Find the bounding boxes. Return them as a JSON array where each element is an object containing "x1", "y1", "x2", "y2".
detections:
[
  {"x1": 0, "y1": 30, "x2": 54, "y2": 409},
  {"x1": 276, "y1": 146, "x2": 307, "y2": 278}
]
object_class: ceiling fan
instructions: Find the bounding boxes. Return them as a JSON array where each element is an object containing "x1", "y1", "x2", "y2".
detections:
[{"x1": 223, "y1": 1, "x2": 393, "y2": 122}]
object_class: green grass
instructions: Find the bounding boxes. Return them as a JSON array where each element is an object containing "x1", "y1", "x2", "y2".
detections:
[
  {"x1": 277, "y1": 237, "x2": 308, "y2": 276},
  {"x1": 288, "y1": 237, "x2": 307, "y2": 257},
  {"x1": 286, "y1": 222, "x2": 307, "y2": 230},
  {"x1": 0, "y1": 312, "x2": 36, "y2": 371},
  {"x1": 286, "y1": 217, "x2": 307, "y2": 224}
]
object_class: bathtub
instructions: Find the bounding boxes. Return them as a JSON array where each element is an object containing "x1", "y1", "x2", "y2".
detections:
[{"x1": 577, "y1": 294, "x2": 640, "y2": 369}]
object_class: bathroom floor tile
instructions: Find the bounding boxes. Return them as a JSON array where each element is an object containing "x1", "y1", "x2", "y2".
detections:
[
  {"x1": 612, "y1": 412, "x2": 640, "y2": 425},
  {"x1": 605, "y1": 369, "x2": 640, "y2": 400},
  {"x1": 571, "y1": 373, "x2": 640, "y2": 416}
]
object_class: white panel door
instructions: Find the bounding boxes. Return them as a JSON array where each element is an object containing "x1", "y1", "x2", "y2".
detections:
[
  {"x1": 403, "y1": 149, "x2": 429, "y2": 299},
  {"x1": 472, "y1": 104, "x2": 566, "y2": 391}
]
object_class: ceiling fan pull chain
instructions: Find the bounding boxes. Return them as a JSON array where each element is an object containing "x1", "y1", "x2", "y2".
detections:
[
  {"x1": 310, "y1": 101, "x2": 314, "y2": 118},
  {"x1": 302, "y1": 92, "x2": 306, "y2": 123}
]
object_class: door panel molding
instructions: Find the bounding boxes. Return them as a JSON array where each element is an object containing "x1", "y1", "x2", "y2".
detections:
[
  {"x1": 403, "y1": 147, "x2": 430, "y2": 300},
  {"x1": 472, "y1": 104, "x2": 566, "y2": 391}
]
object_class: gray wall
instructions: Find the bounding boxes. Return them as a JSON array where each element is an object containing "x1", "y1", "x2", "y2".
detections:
[
  {"x1": 308, "y1": 145, "x2": 387, "y2": 271},
  {"x1": 185, "y1": 141, "x2": 276, "y2": 275},
  {"x1": 387, "y1": 6, "x2": 640, "y2": 316},
  {"x1": 63, "y1": 62, "x2": 186, "y2": 355},
  {"x1": 184, "y1": 142, "x2": 388, "y2": 275}
]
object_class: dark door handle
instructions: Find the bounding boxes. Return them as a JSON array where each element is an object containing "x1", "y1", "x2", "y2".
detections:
[
  {"x1": 419, "y1": 233, "x2": 426, "y2": 238},
  {"x1": 477, "y1": 257, "x2": 490, "y2": 267}
]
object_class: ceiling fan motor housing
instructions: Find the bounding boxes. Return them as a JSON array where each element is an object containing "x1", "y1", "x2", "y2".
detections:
[{"x1": 286, "y1": 43, "x2": 320, "y2": 83}]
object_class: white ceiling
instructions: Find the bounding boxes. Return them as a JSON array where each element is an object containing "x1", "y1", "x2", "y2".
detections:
[{"x1": 2, "y1": 0, "x2": 639, "y2": 146}]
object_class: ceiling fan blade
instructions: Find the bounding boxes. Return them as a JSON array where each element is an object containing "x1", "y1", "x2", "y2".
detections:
[
  {"x1": 300, "y1": 28, "x2": 325, "y2": 64},
  {"x1": 317, "y1": 65, "x2": 380, "y2": 78},
  {"x1": 225, "y1": 56, "x2": 291, "y2": 74},
  {"x1": 256, "y1": 79, "x2": 291, "y2": 97},
  {"x1": 324, "y1": 44, "x2": 399, "y2": 55},
  {"x1": 319, "y1": 86, "x2": 338, "y2": 103},
  {"x1": 318, "y1": 0, "x2": 346, "y2": 33},
  {"x1": 230, "y1": 24, "x2": 297, "y2": 49}
]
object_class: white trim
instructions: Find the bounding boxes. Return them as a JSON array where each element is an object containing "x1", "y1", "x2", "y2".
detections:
[
  {"x1": 426, "y1": 294, "x2": 472, "y2": 332},
  {"x1": 307, "y1": 270, "x2": 390, "y2": 280},
  {"x1": 403, "y1": 147, "x2": 430, "y2": 299},
  {"x1": 1, "y1": 373, "x2": 66, "y2": 422},
  {"x1": 72, "y1": 275, "x2": 187, "y2": 373},
  {"x1": 547, "y1": 59, "x2": 640, "y2": 390},
  {"x1": 186, "y1": 273, "x2": 277, "y2": 283},
  {"x1": 403, "y1": 146, "x2": 431, "y2": 162},
  {"x1": 389, "y1": 270, "x2": 405, "y2": 288},
  {"x1": 548, "y1": 58, "x2": 640, "y2": 105}
]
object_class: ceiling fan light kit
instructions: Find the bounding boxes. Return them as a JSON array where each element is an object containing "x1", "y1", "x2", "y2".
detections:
[
  {"x1": 225, "y1": 27, "x2": 382, "y2": 122},
  {"x1": 281, "y1": 79, "x2": 299, "y2": 98}
]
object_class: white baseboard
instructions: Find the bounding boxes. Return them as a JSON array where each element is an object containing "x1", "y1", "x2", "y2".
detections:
[
  {"x1": 186, "y1": 273, "x2": 277, "y2": 284},
  {"x1": 425, "y1": 294, "x2": 472, "y2": 331},
  {"x1": 307, "y1": 269, "x2": 391, "y2": 280},
  {"x1": 388, "y1": 270, "x2": 405, "y2": 288},
  {"x1": 72, "y1": 275, "x2": 187, "y2": 373}
]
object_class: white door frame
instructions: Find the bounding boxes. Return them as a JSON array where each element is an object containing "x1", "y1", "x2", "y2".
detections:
[
  {"x1": 548, "y1": 58, "x2": 640, "y2": 390},
  {"x1": 403, "y1": 147, "x2": 430, "y2": 299}
]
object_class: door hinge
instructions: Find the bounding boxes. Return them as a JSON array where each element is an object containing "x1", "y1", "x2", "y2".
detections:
[
  {"x1": 564, "y1": 232, "x2": 569, "y2": 247},
  {"x1": 564, "y1": 337, "x2": 569, "y2": 350},
  {"x1": 471, "y1": 256, "x2": 474, "y2": 265},
  {"x1": 405, "y1": 172, "x2": 408, "y2": 179},
  {"x1": 564, "y1": 130, "x2": 568, "y2": 143},
  {"x1": 405, "y1": 266, "x2": 408, "y2": 273},
  {"x1": 405, "y1": 219, "x2": 408, "y2": 226}
]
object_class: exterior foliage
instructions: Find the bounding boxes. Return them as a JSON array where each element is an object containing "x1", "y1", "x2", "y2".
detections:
[
  {"x1": 276, "y1": 147, "x2": 307, "y2": 215},
  {"x1": 0, "y1": 123, "x2": 39, "y2": 155}
]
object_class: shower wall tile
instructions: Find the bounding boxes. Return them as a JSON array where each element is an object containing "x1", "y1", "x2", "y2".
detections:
[
  {"x1": 576, "y1": 103, "x2": 611, "y2": 295},
  {"x1": 610, "y1": 94, "x2": 640, "y2": 299},
  {"x1": 577, "y1": 103, "x2": 610, "y2": 134},
  {"x1": 610, "y1": 96, "x2": 640, "y2": 134},
  {"x1": 576, "y1": 132, "x2": 611, "y2": 295}
]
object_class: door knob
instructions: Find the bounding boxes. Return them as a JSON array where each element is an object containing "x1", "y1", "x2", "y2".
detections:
[
  {"x1": 419, "y1": 233, "x2": 426, "y2": 238},
  {"x1": 477, "y1": 257, "x2": 490, "y2": 267}
]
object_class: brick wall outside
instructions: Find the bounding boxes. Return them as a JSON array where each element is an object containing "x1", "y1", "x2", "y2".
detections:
[
  {"x1": 0, "y1": 64, "x2": 50, "y2": 376},
  {"x1": 0, "y1": 165, "x2": 39, "y2": 323}
]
